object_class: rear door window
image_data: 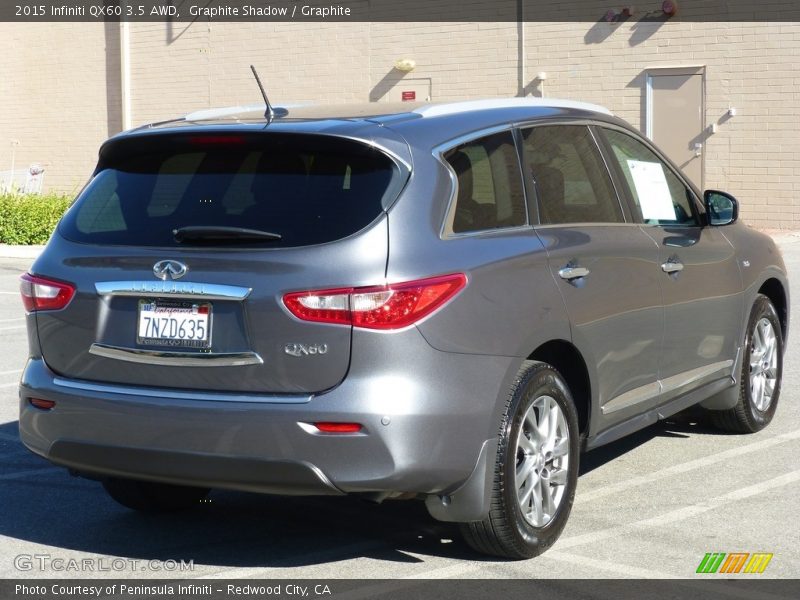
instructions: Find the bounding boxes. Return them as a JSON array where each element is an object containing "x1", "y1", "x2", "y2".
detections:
[
  {"x1": 521, "y1": 125, "x2": 624, "y2": 225},
  {"x1": 60, "y1": 134, "x2": 400, "y2": 248}
]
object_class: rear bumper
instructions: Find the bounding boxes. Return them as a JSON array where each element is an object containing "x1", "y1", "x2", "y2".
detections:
[{"x1": 19, "y1": 334, "x2": 519, "y2": 500}]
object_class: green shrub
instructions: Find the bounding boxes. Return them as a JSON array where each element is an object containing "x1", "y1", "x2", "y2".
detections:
[{"x1": 0, "y1": 193, "x2": 73, "y2": 245}]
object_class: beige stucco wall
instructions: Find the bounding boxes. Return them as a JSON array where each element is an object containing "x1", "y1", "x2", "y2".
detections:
[{"x1": 2, "y1": 21, "x2": 798, "y2": 228}]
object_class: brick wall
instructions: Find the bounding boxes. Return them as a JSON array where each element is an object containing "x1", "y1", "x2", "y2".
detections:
[
  {"x1": 0, "y1": 23, "x2": 120, "y2": 194},
  {"x1": 2, "y1": 21, "x2": 798, "y2": 228}
]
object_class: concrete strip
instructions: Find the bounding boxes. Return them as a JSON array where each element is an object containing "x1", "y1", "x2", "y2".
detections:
[{"x1": 0, "y1": 245, "x2": 44, "y2": 259}]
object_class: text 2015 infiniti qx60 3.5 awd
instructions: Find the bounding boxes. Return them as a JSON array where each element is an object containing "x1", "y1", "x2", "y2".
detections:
[{"x1": 19, "y1": 98, "x2": 788, "y2": 558}]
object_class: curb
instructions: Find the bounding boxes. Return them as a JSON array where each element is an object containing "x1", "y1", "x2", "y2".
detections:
[{"x1": 0, "y1": 245, "x2": 45, "y2": 260}]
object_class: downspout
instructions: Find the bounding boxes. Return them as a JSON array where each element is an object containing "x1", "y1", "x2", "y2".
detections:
[
  {"x1": 120, "y1": 19, "x2": 132, "y2": 130},
  {"x1": 517, "y1": 0, "x2": 525, "y2": 97}
]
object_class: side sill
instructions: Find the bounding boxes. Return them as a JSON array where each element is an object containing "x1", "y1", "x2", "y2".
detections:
[{"x1": 586, "y1": 377, "x2": 735, "y2": 451}]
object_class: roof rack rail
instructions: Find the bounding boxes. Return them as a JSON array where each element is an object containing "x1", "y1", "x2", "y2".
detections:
[
  {"x1": 183, "y1": 104, "x2": 271, "y2": 122},
  {"x1": 413, "y1": 98, "x2": 613, "y2": 118},
  {"x1": 183, "y1": 102, "x2": 310, "y2": 122}
]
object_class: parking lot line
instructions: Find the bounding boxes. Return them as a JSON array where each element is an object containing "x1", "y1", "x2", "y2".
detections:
[
  {"x1": 0, "y1": 369, "x2": 22, "y2": 376},
  {"x1": 558, "y1": 469, "x2": 800, "y2": 550},
  {"x1": 580, "y1": 429, "x2": 800, "y2": 501},
  {"x1": 0, "y1": 325, "x2": 26, "y2": 332},
  {"x1": 0, "y1": 431, "x2": 19, "y2": 443},
  {"x1": 0, "y1": 467, "x2": 63, "y2": 481}
]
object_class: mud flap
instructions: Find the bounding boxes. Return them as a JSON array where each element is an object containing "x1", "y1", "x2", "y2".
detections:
[{"x1": 425, "y1": 438, "x2": 497, "y2": 523}]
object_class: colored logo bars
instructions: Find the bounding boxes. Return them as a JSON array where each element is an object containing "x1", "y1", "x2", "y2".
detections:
[{"x1": 696, "y1": 552, "x2": 773, "y2": 574}]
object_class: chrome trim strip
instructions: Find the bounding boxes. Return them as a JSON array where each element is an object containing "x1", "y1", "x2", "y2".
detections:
[
  {"x1": 89, "y1": 343, "x2": 263, "y2": 367},
  {"x1": 601, "y1": 382, "x2": 662, "y2": 415},
  {"x1": 660, "y1": 360, "x2": 734, "y2": 396},
  {"x1": 53, "y1": 377, "x2": 311, "y2": 404},
  {"x1": 95, "y1": 281, "x2": 252, "y2": 301},
  {"x1": 602, "y1": 359, "x2": 734, "y2": 415}
]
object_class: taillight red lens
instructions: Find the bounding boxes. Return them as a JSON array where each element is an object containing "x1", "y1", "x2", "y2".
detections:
[
  {"x1": 188, "y1": 135, "x2": 247, "y2": 146},
  {"x1": 19, "y1": 273, "x2": 76, "y2": 312},
  {"x1": 283, "y1": 273, "x2": 467, "y2": 330},
  {"x1": 29, "y1": 398, "x2": 56, "y2": 410},
  {"x1": 314, "y1": 422, "x2": 363, "y2": 433}
]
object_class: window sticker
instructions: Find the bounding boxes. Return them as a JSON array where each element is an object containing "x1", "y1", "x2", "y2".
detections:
[{"x1": 626, "y1": 160, "x2": 676, "y2": 221}]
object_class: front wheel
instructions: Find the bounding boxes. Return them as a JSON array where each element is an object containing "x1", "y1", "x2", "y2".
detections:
[
  {"x1": 710, "y1": 294, "x2": 783, "y2": 433},
  {"x1": 460, "y1": 361, "x2": 580, "y2": 559}
]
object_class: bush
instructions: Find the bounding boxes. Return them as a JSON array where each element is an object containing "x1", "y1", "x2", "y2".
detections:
[{"x1": 0, "y1": 193, "x2": 73, "y2": 245}]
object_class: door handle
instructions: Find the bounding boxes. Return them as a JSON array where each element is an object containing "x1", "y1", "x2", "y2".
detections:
[
  {"x1": 661, "y1": 261, "x2": 684, "y2": 274},
  {"x1": 558, "y1": 266, "x2": 590, "y2": 280}
]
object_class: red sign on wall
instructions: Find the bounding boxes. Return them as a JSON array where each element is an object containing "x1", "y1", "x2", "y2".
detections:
[{"x1": 401, "y1": 91, "x2": 416, "y2": 101}]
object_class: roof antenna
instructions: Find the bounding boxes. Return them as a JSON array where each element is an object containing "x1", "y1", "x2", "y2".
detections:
[{"x1": 250, "y1": 65, "x2": 275, "y2": 123}]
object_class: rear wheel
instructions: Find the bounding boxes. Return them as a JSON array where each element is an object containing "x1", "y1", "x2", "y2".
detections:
[
  {"x1": 710, "y1": 294, "x2": 782, "y2": 433},
  {"x1": 460, "y1": 361, "x2": 580, "y2": 559},
  {"x1": 102, "y1": 477, "x2": 210, "y2": 512}
]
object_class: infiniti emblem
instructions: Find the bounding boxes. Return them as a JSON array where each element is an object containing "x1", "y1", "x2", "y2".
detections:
[{"x1": 153, "y1": 260, "x2": 188, "y2": 281}]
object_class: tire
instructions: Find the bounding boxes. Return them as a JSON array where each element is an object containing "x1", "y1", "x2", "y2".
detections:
[
  {"x1": 710, "y1": 294, "x2": 783, "y2": 433},
  {"x1": 102, "y1": 477, "x2": 210, "y2": 512},
  {"x1": 460, "y1": 361, "x2": 580, "y2": 559}
]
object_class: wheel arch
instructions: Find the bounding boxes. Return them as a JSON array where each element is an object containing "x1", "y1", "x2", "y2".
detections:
[
  {"x1": 527, "y1": 340, "x2": 591, "y2": 438},
  {"x1": 758, "y1": 278, "x2": 788, "y2": 339}
]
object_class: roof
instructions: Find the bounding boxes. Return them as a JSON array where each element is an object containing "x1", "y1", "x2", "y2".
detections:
[
  {"x1": 113, "y1": 97, "x2": 624, "y2": 163},
  {"x1": 154, "y1": 97, "x2": 612, "y2": 128}
]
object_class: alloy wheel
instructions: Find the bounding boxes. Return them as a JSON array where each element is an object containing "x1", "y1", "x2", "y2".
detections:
[{"x1": 515, "y1": 394, "x2": 570, "y2": 527}]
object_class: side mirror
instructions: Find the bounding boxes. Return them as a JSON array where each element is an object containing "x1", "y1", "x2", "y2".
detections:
[{"x1": 704, "y1": 190, "x2": 738, "y2": 226}]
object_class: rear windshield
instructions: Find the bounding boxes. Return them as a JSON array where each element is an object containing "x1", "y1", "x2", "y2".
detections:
[{"x1": 59, "y1": 134, "x2": 399, "y2": 248}]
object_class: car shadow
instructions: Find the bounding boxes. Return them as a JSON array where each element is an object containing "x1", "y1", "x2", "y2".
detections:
[
  {"x1": 578, "y1": 409, "x2": 728, "y2": 476},
  {"x1": 0, "y1": 421, "x2": 491, "y2": 569},
  {"x1": 2, "y1": 412, "x2": 730, "y2": 569}
]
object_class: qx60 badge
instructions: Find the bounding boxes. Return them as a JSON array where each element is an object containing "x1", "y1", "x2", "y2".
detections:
[
  {"x1": 153, "y1": 260, "x2": 188, "y2": 281},
  {"x1": 285, "y1": 343, "x2": 329, "y2": 357}
]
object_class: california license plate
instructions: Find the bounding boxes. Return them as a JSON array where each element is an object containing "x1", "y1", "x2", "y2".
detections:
[{"x1": 137, "y1": 300, "x2": 211, "y2": 348}]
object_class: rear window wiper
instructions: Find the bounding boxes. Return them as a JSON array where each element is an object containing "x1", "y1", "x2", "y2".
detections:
[{"x1": 173, "y1": 226, "x2": 282, "y2": 243}]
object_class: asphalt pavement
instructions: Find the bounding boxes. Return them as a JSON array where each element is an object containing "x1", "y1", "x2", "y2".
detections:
[{"x1": 0, "y1": 235, "x2": 798, "y2": 580}]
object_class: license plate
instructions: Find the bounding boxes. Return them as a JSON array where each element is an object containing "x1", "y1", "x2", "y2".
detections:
[{"x1": 137, "y1": 300, "x2": 211, "y2": 348}]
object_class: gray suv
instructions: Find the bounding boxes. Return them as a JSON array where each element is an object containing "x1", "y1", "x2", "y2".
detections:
[{"x1": 18, "y1": 99, "x2": 788, "y2": 559}]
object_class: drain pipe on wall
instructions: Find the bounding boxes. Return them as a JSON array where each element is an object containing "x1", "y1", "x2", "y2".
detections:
[
  {"x1": 517, "y1": 0, "x2": 525, "y2": 96},
  {"x1": 120, "y1": 19, "x2": 132, "y2": 131}
]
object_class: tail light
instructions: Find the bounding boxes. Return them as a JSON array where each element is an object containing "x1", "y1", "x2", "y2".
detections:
[
  {"x1": 29, "y1": 398, "x2": 56, "y2": 410},
  {"x1": 283, "y1": 273, "x2": 467, "y2": 330},
  {"x1": 313, "y1": 422, "x2": 363, "y2": 434},
  {"x1": 19, "y1": 273, "x2": 76, "y2": 312}
]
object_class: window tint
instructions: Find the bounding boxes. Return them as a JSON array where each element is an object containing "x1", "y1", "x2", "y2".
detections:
[
  {"x1": 60, "y1": 136, "x2": 398, "y2": 248},
  {"x1": 444, "y1": 131, "x2": 526, "y2": 234},
  {"x1": 522, "y1": 125, "x2": 623, "y2": 225},
  {"x1": 601, "y1": 128, "x2": 698, "y2": 226}
]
